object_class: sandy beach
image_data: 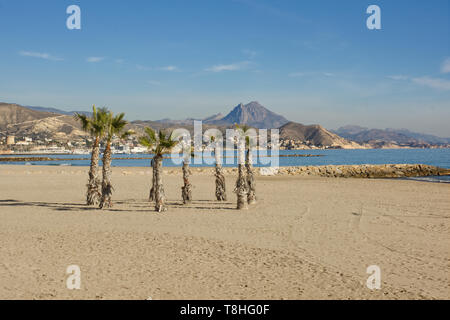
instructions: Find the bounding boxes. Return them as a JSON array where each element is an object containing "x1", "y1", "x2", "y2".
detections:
[{"x1": 0, "y1": 165, "x2": 449, "y2": 300}]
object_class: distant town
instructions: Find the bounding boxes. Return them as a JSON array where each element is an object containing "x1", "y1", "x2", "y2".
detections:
[
  {"x1": 0, "y1": 133, "x2": 148, "y2": 155},
  {"x1": 1, "y1": 132, "x2": 448, "y2": 156}
]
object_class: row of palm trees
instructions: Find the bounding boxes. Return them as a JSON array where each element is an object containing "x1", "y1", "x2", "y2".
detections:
[
  {"x1": 76, "y1": 106, "x2": 257, "y2": 211},
  {"x1": 75, "y1": 106, "x2": 129, "y2": 209}
]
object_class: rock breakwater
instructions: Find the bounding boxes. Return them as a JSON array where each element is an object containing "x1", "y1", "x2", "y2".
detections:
[
  {"x1": 272, "y1": 164, "x2": 450, "y2": 178},
  {"x1": 176, "y1": 164, "x2": 450, "y2": 178}
]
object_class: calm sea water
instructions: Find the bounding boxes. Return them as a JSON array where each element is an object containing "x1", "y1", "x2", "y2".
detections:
[
  {"x1": 1, "y1": 149, "x2": 449, "y2": 182},
  {"x1": 1, "y1": 148, "x2": 449, "y2": 167}
]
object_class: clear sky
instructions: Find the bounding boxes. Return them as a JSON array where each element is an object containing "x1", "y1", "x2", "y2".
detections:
[{"x1": 0, "y1": 0, "x2": 449, "y2": 136}]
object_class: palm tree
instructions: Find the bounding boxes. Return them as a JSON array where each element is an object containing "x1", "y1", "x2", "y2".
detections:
[
  {"x1": 241, "y1": 126, "x2": 257, "y2": 205},
  {"x1": 99, "y1": 111, "x2": 130, "y2": 209},
  {"x1": 139, "y1": 127, "x2": 157, "y2": 201},
  {"x1": 181, "y1": 159, "x2": 192, "y2": 204},
  {"x1": 245, "y1": 141, "x2": 256, "y2": 204},
  {"x1": 75, "y1": 106, "x2": 108, "y2": 206},
  {"x1": 234, "y1": 125, "x2": 249, "y2": 210},
  {"x1": 234, "y1": 124, "x2": 257, "y2": 207},
  {"x1": 211, "y1": 136, "x2": 227, "y2": 201},
  {"x1": 140, "y1": 128, "x2": 178, "y2": 212},
  {"x1": 178, "y1": 138, "x2": 193, "y2": 205}
]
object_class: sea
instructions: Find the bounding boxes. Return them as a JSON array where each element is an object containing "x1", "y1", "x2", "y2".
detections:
[{"x1": 1, "y1": 149, "x2": 449, "y2": 183}]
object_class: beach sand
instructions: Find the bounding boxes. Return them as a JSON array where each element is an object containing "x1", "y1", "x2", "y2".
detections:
[{"x1": 0, "y1": 165, "x2": 449, "y2": 300}]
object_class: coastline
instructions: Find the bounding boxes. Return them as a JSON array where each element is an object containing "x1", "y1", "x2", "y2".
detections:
[
  {"x1": 1, "y1": 146, "x2": 450, "y2": 156},
  {"x1": 1, "y1": 163, "x2": 449, "y2": 179}
]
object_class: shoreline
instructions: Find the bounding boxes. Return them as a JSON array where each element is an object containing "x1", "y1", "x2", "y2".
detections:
[
  {"x1": 1, "y1": 146, "x2": 450, "y2": 156},
  {"x1": 0, "y1": 154, "x2": 324, "y2": 162},
  {"x1": 1, "y1": 163, "x2": 449, "y2": 179}
]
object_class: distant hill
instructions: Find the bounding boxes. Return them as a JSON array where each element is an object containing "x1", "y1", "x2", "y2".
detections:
[
  {"x1": 128, "y1": 120, "x2": 230, "y2": 138},
  {"x1": 208, "y1": 101, "x2": 289, "y2": 128},
  {"x1": 2, "y1": 102, "x2": 448, "y2": 149},
  {"x1": 279, "y1": 121, "x2": 361, "y2": 148},
  {"x1": 27, "y1": 106, "x2": 92, "y2": 117},
  {"x1": 153, "y1": 101, "x2": 287, "y2": 129},
  {"x1": 334, "y1": 125, "x2": 450, "y2": 145},
  {"x1": 5, "y1": 115, "x2": 87, "y2": 140},
  {"x1": 0, "y1": 103, "x2": 56, "y2": 130},
  {"x1": 385, "y1": 128, "x2": 450, "y2": 144},
  {"x1": 202, "y1": 113, "x2": 224, "y2": 122},
  {"x1": 0, "y1": 103, "x2": 86, "y2": 140},
  {"x1": 333, "y1": 125, "x2": 368, "y2": 136}
]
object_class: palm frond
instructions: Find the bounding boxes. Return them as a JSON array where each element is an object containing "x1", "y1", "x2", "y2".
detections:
[
  {"x1": 145, "y1": 127, "x2": 157, "y2": 144},
  {"x1": 120, "y1": 130, "x2": 134, "y2": 140},
  {"x1": 160, "y1": 130, "x2": 179, "y2": 154},
  {"x1": 139, "y1": 128, "x2": 179, "y2": 155},
  {"x1": 160, "y1": 139, "x2": 178, "y2": 150},
  {"x1": 139, "y1": 136, "x2": 154, "y2": 149},
  {"x1": 139, "y1": 127, "x2": 157, "y2": 150},
  {"x1": 235, "y1": 123, "x2": 251, "y2": 133},
  {"x1": 110, "y1": 113, "x2": 127, "y2": 133},
  {"x1": 75, "y1": 113, "x2": 91, "y2": 132},
  {"x1": 158, "y1": 130, "x2": 166, "y2": 142}
]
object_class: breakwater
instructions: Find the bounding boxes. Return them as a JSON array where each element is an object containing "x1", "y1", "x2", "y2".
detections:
[
  {"x1": 174, "y1": 164, "x2": 450, "y2": 178},
  {"x1": 263, "y1": 164, "x2": 450, "y2": 178},
  {"x1": 0, "y1": 154, "x2": 323, "y2": 162}
]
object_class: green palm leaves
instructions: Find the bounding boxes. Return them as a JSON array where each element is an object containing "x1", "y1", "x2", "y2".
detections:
[
  {"x1": 75, "y1": 105, "x2": 109, "y2": 139},
  {"x1": 139, "y1": 127, "x2": 178, "y2": 156},
  {"x1": 235, "y1": 123, "x2": 253, "y2": 147},
  {"x1": 104, "y1": 111, "x2": 131, "y2": 142}
]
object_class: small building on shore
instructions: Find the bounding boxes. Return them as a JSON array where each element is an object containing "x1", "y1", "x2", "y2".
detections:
[{"x1": 6, "y1": 136, "x2": 15, "y2": 145}]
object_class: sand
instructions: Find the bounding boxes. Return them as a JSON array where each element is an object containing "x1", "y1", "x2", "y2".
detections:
[{"x1": 0, "y1": 165, "x2": 449, "y2": 300}]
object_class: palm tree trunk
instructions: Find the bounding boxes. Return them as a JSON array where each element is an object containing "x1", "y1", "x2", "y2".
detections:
[
  {"x1": 246, "y1": 148, "x2": 256, "y2": 204},
  {"x1": 86, "y1": 136, "x2": 101, "y2": 205},
  {"x1": 214, "y1": 146, "x2": 227, "y2": 201},
  {"x1": 154, "y1": 154, "x2": 167, "y2": 212},
  {"x1": 149, "y1": 158, "x2": 155, "y2": 201},
  {"x1": 236, "y1": 164, "x2": 248, "y2": 209},
  {"x1": 181, "y1": 160, "x2": 192, "y2": 204},
  {"x1": 99, "y1": 140, "x2": 113, "y2": 209}
]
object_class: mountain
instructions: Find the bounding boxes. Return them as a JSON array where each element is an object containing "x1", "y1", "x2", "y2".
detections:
[
  {"x1": 279, "y1": 121, "x2": 361, "y2": 149},
  {"x1": 128, "y1": 120, "x2": 230, "y2": 138},
  {"x1": 3, "y1": 102, "x2": 448, "y2": 149},
  {"x1": 153, "y1": 101, "x2": 287, "y2": 129},
  {"x1": 334, "y1": 125, "x2": 450, "y2": 146},
  {"x1": 153, "y1": 113, "x2": 224, "y2": 126},
  {"x1": 202, "y1": 113, "x2": 224, "y2": 122},
  {"x1": 27, "y1": 106, "x2": 92, "y2": 116},
  {"x1": 333, "y1": 125, "x2": 368, "y2": 136},
  {"x1": 5, "y1": 115, "x2": 87, "y2": 141},
  {"x1": 0, "y1": 103, "x2": 57, "y2": 130},
  {"x1": 0, "y1": 103, "x2": 86, "y2": 140},
  {"x1": 208, "y1": 101, "x2": 289, "y2": 128},
  {"x1": 385, "y1": 128, "x2": 450, "y2": 144}
]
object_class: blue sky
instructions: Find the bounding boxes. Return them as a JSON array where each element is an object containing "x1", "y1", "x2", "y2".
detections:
[{"x1": 0, "y1": 0, "x2": 449, "y2": 136}]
